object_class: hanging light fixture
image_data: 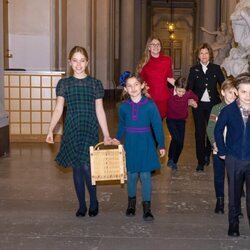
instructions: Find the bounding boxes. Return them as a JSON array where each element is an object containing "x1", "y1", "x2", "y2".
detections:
[{"x1": 166, "y1": 0, "x2": 176, "y2": 40}]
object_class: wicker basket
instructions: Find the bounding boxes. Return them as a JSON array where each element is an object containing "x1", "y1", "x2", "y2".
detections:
[{"x1": 90, "y1": 142, "x2": 127, "y2": 185}]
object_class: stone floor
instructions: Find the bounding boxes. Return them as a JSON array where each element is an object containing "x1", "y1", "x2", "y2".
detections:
[{"x1": 0, "y1": 101, "x2": 249, "y2": 250}]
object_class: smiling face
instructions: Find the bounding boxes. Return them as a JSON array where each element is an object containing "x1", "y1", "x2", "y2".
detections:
[
  {"x1": 69, "y1": 52, "x2": 88, "y2": 78},
  {"x1": 237, "y1": 83, "x2": 250, "y2": 109},
  {"x1": 124, "y1": 77, "x2": 144, "y2": 102},
  {"x1": 198, "y1": 48, "x2": 210, "y2": 64},
  {"x1": 221, "y1": 87, "x2": 237, "y2": 104},
  {"x1": 148, "y1": 39, "x2": 161, "y2": 57}
]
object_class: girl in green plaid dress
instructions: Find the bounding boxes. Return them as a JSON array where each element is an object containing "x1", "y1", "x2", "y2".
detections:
[{"x1": 46, "y1": 46, "x2": 112, "y2": 217}]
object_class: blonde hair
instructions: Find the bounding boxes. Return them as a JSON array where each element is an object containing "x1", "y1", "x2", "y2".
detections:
[
  {"x1": 68, "y1": 45, "x2": 90, "y2": 75},
  {"x1": 136, "y1": 37, "x2": 163, "y2": 74},
  {"x1": 220, "y1": 76, "x2": 236, "y2": 92},
  {"x1": 120, "y1": 73, "x2": 150, "y2": 100}
]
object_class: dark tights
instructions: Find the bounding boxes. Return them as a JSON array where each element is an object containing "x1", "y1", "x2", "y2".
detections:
[{"x1": 72, "y1": 164, "x2": 97, "y2": 211}]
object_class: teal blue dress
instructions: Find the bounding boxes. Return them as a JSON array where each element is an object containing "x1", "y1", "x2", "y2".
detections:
[
  {"x1": 55, "y1": 76, "x2": 104, "y2": 168},
  {"x1": 115, "y1": 96, "x2": 165, "y2": 173}
]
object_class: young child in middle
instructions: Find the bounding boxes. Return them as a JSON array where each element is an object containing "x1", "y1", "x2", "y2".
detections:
[
  {"x1": 207, "y1": 77, "x2": 237, "y2": 214},
  {"x1": 113, "y1": 71, "x2": 165, "y2": 221},
  {"x1": 166, "y1": 77, "x2": 198, "y2": 171}
]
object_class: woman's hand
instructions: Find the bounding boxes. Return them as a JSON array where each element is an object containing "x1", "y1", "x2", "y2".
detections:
[
  {"x1": 167, "y1": 77, "x2": 175, "y2": 86},
  {"x1": 46, "y1": 131, "x2": 54, "y2": 144},
  {"x1": 104, "y1": 136, "x2": 112, "y2": 145}
]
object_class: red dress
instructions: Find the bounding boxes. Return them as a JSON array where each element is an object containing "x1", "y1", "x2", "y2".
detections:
[{"x1": 140, "y1": 54, "x2": 173, "y2": 118}]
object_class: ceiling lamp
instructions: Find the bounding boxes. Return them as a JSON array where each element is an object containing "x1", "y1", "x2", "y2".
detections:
[{"x1": 166, "y1": 0, "x2": 176, "y2": 40}]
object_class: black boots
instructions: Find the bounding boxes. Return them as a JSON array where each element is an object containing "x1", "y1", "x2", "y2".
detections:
[
  {"x1": 126, "y1": 197, "x2": 136, "y2": 216},
  {"x1": 143, "y1": 201, "x2": 154, "y2": 221},
  {"x1": 228, "y1": 223, "x2": 240, "y2": 237},
  {"x1": 214, "y1": 197, "x2": 224, "y2": 214},
  {"x1": 126, "y1": 198, "x2": 154, "y2": 221}
]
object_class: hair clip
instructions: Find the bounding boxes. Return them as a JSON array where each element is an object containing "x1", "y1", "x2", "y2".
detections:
[{"x1": 119, "y1": 71, "x2": 131, "y2": 87}]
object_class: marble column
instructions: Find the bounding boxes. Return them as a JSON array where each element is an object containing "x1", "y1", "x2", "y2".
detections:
[
  {"x1": 200, "y1": 0, "x2": 218, "y2": 45},
  {"x1": 0, "y1": 0, "x2": 10, "y2": 157},
  {"x1": 221, "y1": 0, "x2": 238, "y2": 28},
  {"x1": 120, "y1": 0, "x2": 135, "y2": 72}
]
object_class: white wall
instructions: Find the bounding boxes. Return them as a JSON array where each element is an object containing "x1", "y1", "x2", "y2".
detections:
[{"x1": 8, "y1": 0, "x2": 51, "y2": 70}]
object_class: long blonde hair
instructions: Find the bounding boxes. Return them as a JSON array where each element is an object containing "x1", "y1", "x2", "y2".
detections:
[{"x1": 136, "y1": 37, "x2": 163, "y2": 74}]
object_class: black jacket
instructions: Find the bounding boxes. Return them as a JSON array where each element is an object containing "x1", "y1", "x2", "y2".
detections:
[{"x1": 187, "y1": 63, "x2": 225, "y2": 106}]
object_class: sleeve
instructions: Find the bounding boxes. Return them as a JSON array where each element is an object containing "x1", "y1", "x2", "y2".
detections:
[
  {"x1": 187, "y1": 67, "x2": 195, "y2": 91},
  {"x1": 188, "y1": 90, "x2": 198, "y2": 102},
  {"x1": 115, "y1": 104, "x2": 125, "y2": 141},
  {"x1": 95, "y1": 80, "x2": 105, "y2": 99},
  {"x1": 207, "y1": 106, "x2": 217, "y2": 145},
  {"x1": 214, "y1": 108, "x2": 228, "y2": 156},
  {"x1": 150, "y1": 102, "x2": 165, "y2": 149},
  {"x1": 56, "y1": 79, "x2": 65, "y2": 97},
  {"x1": 217, "y1": 65, "x2": 225, "y2": 87},
  {"x1": 167, "y1": 57, "x2": 173, "y2": 78}
]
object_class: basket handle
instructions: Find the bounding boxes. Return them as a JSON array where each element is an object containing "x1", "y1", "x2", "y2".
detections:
[{"x1": 94, "y1": 141, "x2": 119, "y2": 150}]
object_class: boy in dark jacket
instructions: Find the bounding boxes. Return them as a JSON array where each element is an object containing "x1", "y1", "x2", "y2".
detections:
[{"x1": 215, "y1": 73, "x2": 250, "y2": 237}]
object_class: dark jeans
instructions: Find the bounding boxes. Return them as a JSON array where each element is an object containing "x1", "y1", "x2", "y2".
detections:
[
  {"x1": 225, "y1": 155, "x2": 250, "y2": 225},
  {"x1": 192, "y1": 102, "x2": 212, "y2": 165},
  {"x1": 213, "y1": 154, "x2": 225, "y2": 198},
  {"x1": 166, "y1": 119, "x2": 185, "y2": 164}
]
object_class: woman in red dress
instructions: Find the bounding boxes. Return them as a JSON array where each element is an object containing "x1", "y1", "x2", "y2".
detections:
[{"x1": 136, "y1": 37, "x2": 173, "y2": 119}]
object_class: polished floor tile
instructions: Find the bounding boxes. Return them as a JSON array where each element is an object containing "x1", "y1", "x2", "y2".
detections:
[{"x1": 0, "y1": 101, "x2": 249, "y2": 250}]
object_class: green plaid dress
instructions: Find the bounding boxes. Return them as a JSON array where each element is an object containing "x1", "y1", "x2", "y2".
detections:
[{"x1": 55, "y1": 76, "x2": 104, "y2": 168}]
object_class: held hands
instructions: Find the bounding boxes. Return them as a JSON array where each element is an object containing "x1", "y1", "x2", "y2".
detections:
[
  {"x1": 46, "y1": 131, "x2": 54, "y2": 144},
  {"x1": 188, "y1": 99, "x2": 198, "y2": 108},
  {"x1": 112, "y1": 138, "x2": 121, "y2": 145},
  {"x1": 159, "y1": 149, "x2": 166, "y2": 158},
  {"x1": 167, "y1": 77, "x2": 175, "y2": 86},
  {"x1": 104, "y1": 136, "x2": 113, "y2": 145}
]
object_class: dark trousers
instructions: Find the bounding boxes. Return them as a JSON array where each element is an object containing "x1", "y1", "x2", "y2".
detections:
[
  {"x1": 72, "y1": 164, "x2": 97, "y2": 210},
  {"x1": 166, "y1": 119, "x2": 186, "y2": 164},
  {"x1": 225, "y1": 155, "x2": 250, "y2": 225},
  {"x1": 213, "y1": 154, "x2": 225, "y2": 198},
  {"x1": 192, "y1": 102, "x2": 212, "y2": 165}
]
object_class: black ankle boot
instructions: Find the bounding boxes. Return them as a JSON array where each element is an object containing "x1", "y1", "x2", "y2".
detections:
[
  {"x1": 142, "y1": 201, "x2": 154, "y2": 221},
  {"x1": 126, "y1": 196, "x2": 136, "y2": 216},
  {"x1": 88, "y1": 201, "x2": 99, "y2": 217},
  {"x1": 228, "y1": 223, "x2": 240, "y2": 237},
  {"x1": 214, "y1": 197, "x2": 224, "y2": 214}
]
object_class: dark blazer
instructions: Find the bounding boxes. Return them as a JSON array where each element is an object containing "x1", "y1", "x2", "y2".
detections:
[
  {"x1": 187, "y1": 63, "x2": 225, "y2": 106},
  {"x1": 214, "y1": 101, "x2": 250, "y2": 161}
]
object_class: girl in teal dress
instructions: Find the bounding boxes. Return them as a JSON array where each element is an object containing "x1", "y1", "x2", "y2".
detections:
[
  {"x1": 46, "y1": 46, "x2": 112, "y2": 217},
  {"x1": 113, "y1": 71, "x2": 165, "y2": 221}
]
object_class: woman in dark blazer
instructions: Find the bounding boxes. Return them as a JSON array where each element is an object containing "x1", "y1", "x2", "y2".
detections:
[{"x1": 187, "y1": 43, "x2": 225, "y2": 171}]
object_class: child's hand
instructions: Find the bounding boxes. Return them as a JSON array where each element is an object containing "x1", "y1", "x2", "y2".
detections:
[
  {"x1": 188, "y1": 99, "x2": 198, "y2": 108},
  {"x1": 104, "y1": 136, "x2": 112, "y2": 145},
  {"x1": 159, "y1": 149, "x2": 165, "y2": 157},
  {"x1": 112, "y1": 138, "x2": 120, "y2": 145},
  {"x1": 219, "y1": 155, "x2": 226, "y2": 160},
  {"x1": 167, "y1": 77, "x2": 175, "y2": 86},
  {"x1": 46, "y1": 132, "x2": 54, "y2": 144},
  {"x1": 213, "y1": 142, "x2": 218, "y2": 153}
]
